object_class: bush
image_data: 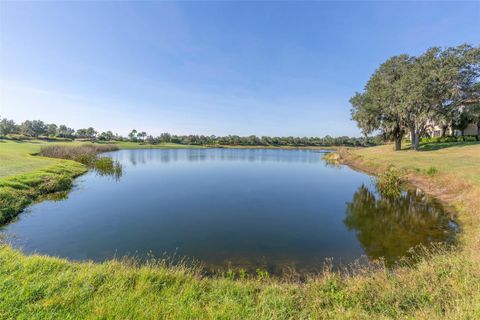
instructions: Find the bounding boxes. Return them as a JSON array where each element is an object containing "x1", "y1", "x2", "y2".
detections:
[
  {"x1": 421, "y1": 137, "x2": 441, "y2": 144},
  {"x1": 463, "y1": 136, "x2": 478, "y2": 142},
  {"x1": 376, "y1": 167, "x2": 402, "y2": 198},
  {"x1": 438, "y1": 136, "x2": 457, "y2": 143}
]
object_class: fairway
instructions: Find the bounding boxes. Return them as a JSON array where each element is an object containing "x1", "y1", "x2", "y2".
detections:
[{"x1": 0, "y1": 140, "x2": 76, "y2": 178}]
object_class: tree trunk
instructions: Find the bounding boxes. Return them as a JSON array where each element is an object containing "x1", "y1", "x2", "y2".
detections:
[
  {"x1": 394, "y1": 136, "x2": 402, "y2": 151},
  {"x1": 441, "y1": 125, "x2": 447, "y2": 137},
  {"x1": 409, "y1": 127, "x2": 417, "y2": 151},
  {"x1": 412, "y1": 134, "x2": 420, "y2": 151}
]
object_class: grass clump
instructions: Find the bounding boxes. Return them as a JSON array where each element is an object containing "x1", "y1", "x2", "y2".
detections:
[
  {"x1": 39, "y1": 144, "x2": 122, "y2": 177},
  {"x1": 39, "y1": 144, "x2": 119, "y2": 165},
  {"x1": 93, "y1": 157, "x2": 123, "y2": 178},
  {"x1": 375, "y1": 166, "x2": 402, "y2": 198},
  {"x1": 425, "y1": 166, "x2": 439, "y2": 177}
]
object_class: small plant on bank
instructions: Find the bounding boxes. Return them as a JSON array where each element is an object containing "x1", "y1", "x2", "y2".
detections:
[
  {"x1": 92, "y1": 157, "x2": 122, "y2": 177},
  {"x1": 256, "y1": 268, "x2": 270, "y2": 281},
  {"x1": 425, "y1": 166, "x2": 439, "y2": 177},
  {"x1": 376, "y1": 166, "x2": 402, "y2": 198}
]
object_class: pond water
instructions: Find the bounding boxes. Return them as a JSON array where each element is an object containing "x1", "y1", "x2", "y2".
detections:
[{"x1": 2, "y1": 149, "x2": 458, "y2": 274}]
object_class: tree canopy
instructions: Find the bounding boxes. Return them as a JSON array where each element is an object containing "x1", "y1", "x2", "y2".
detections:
[{"x1": 351, "y1": 44, "x2": 480, "y2": 150}]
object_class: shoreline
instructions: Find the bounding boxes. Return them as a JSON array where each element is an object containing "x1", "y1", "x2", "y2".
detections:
[
  {"x1": 332, "y1": 147, "x2": 479, "y2": 250},
  {"x1": 1, "y1": 140, "x2": 479, "y2": 318}
]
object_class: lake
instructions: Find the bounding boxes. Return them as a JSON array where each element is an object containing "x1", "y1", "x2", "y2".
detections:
[{"x1": 1, "y1": 148, "x2": 458, "y2": 274}]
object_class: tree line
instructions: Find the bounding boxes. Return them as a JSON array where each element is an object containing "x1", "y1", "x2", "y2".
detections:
[
  {"x1": 350, "y1": 44, "x2": 480, "y2": 151},
  {"x1": 0, "y1": 117, "x2": 382, "y2": 147}
]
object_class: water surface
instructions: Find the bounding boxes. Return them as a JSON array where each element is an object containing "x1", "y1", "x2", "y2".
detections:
[{"x1": 2, "y1": 149, "x2": 457, "y2": 274}]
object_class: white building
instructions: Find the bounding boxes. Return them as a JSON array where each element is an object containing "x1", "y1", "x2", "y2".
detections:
[{"x1": 425, "y1": 99, "x2": 479, "y2": 137}]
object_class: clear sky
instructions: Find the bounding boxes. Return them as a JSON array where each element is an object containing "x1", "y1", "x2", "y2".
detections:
[{"x1": 1, "y1": 1, "x2": 479, "y2": 137}]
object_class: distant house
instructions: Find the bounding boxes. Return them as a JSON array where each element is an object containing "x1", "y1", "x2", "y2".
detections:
[{"x1": 425, "y1": 98, "x2": 480, "y2": 137}]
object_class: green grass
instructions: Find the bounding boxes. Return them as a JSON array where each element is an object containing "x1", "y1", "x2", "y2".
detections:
[
  {"x1": 1, "y1": 139, "x2": 479, "y2": 318},
  {"x1": 0, "y1": 139, "x2": 201, "y2": 179},
  {"x1": 1, "y1": 244, "x2": 479, "y2": 319},
  {"x1": 0, "y1": 140, "x2": 82, "y2": 178},
  {"x1": 352, "y1": 141, "x2": 480, "y2": 185}
]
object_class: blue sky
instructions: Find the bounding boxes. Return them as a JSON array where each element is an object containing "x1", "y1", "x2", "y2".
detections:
[{"x1": 1, "y1": 1, "x2": 479, "y2": 137}]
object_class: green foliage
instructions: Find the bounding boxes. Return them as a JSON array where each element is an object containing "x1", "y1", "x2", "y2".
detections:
[
  {"x1": 255, "y1": 268, "x2": 270, "y2": 281},
  {"x1": 345, "y1": 185, "x2": 453, "y2": 264},
  {"x1": 421, "y1": 135, "x2": 479, "y2": 144},
  {"x1": 351, "y1": 44, "x2": 480, "y2": 151},
  {"x1": 425, "y1": 167, "x2": 439, "y2": 177},
  {"x1": 93, "y1": 157, "x2": 123, "y2": 178},
  {"x1": 350, "y1": 55, "x2": 412, "y2": 150},
  {"x1": 375, "y1": 167, "x2": 402, "y2": 198}
]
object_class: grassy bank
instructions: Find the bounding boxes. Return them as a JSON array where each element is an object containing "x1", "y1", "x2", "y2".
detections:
[
  {"x1": 333, "y1": 142, "x2": 480, "y2": 248},
  {"x1": 0, "y1": 140, "x2": 88, "y2": 224},
  {"x1": 1, "y1": 139, "x2": 479, "y2": 318}
]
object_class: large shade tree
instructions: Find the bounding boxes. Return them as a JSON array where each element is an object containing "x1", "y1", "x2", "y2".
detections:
[
  {"x1": 350, "y1": 55, "x2": 412, "y2": 150},
  {"x1": 351, "y1": 44, "x2": 480, "y2": 151},
  {"x1": 401, "y1": 45, "x2": 480, "y2": 150}
]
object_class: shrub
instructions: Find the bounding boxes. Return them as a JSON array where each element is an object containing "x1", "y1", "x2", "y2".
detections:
[
  {"x1": 421, "y1": 137, "x2": 441, "y2": 144},
  {"x1": 376, "y1": 167, "x2": 402, "y2": 198},
  {"x1": 463, "y1": 136, "x2": 478, "y2": 142},
  {"x1": 438, "y1": 136, "x2": 457, "y2": 143}
]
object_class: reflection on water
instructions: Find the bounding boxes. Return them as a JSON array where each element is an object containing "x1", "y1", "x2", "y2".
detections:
[
  {"x1": 92, "y1": 158, "x2": 123, "y2": 181},
  {"x1": 2, "y1": 148, "x2": 457, "y2": 274},
  {"x1": 344, "y1": 185, "x2": 457, "y2": 265},
  {"x1": 108, "y1": 148, "x2": 330, "y2": 166}
]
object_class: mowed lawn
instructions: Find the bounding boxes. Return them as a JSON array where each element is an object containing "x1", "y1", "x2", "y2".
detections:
[
  {"x1": 352, "y1": 142, "x2": 480, "y2": 186},
  {"x1": 0, "y1": 140, "x2": 79, "y2": 178}
]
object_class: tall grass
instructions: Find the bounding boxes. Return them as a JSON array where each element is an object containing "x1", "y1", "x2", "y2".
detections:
[
  {"x1": 39, "y1": 144, "x2": 119, "y2": 165},
  {"x1": 0, "y1": 242, "x2": 478, "y2": 319},
  {"x1": 39, "y1": 144, "x2": 122, "y2": 177}
]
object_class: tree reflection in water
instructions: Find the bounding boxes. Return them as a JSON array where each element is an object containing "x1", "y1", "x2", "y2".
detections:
[{"x1": 344, "y1": 185, "x2": 457, "y2": 265}]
